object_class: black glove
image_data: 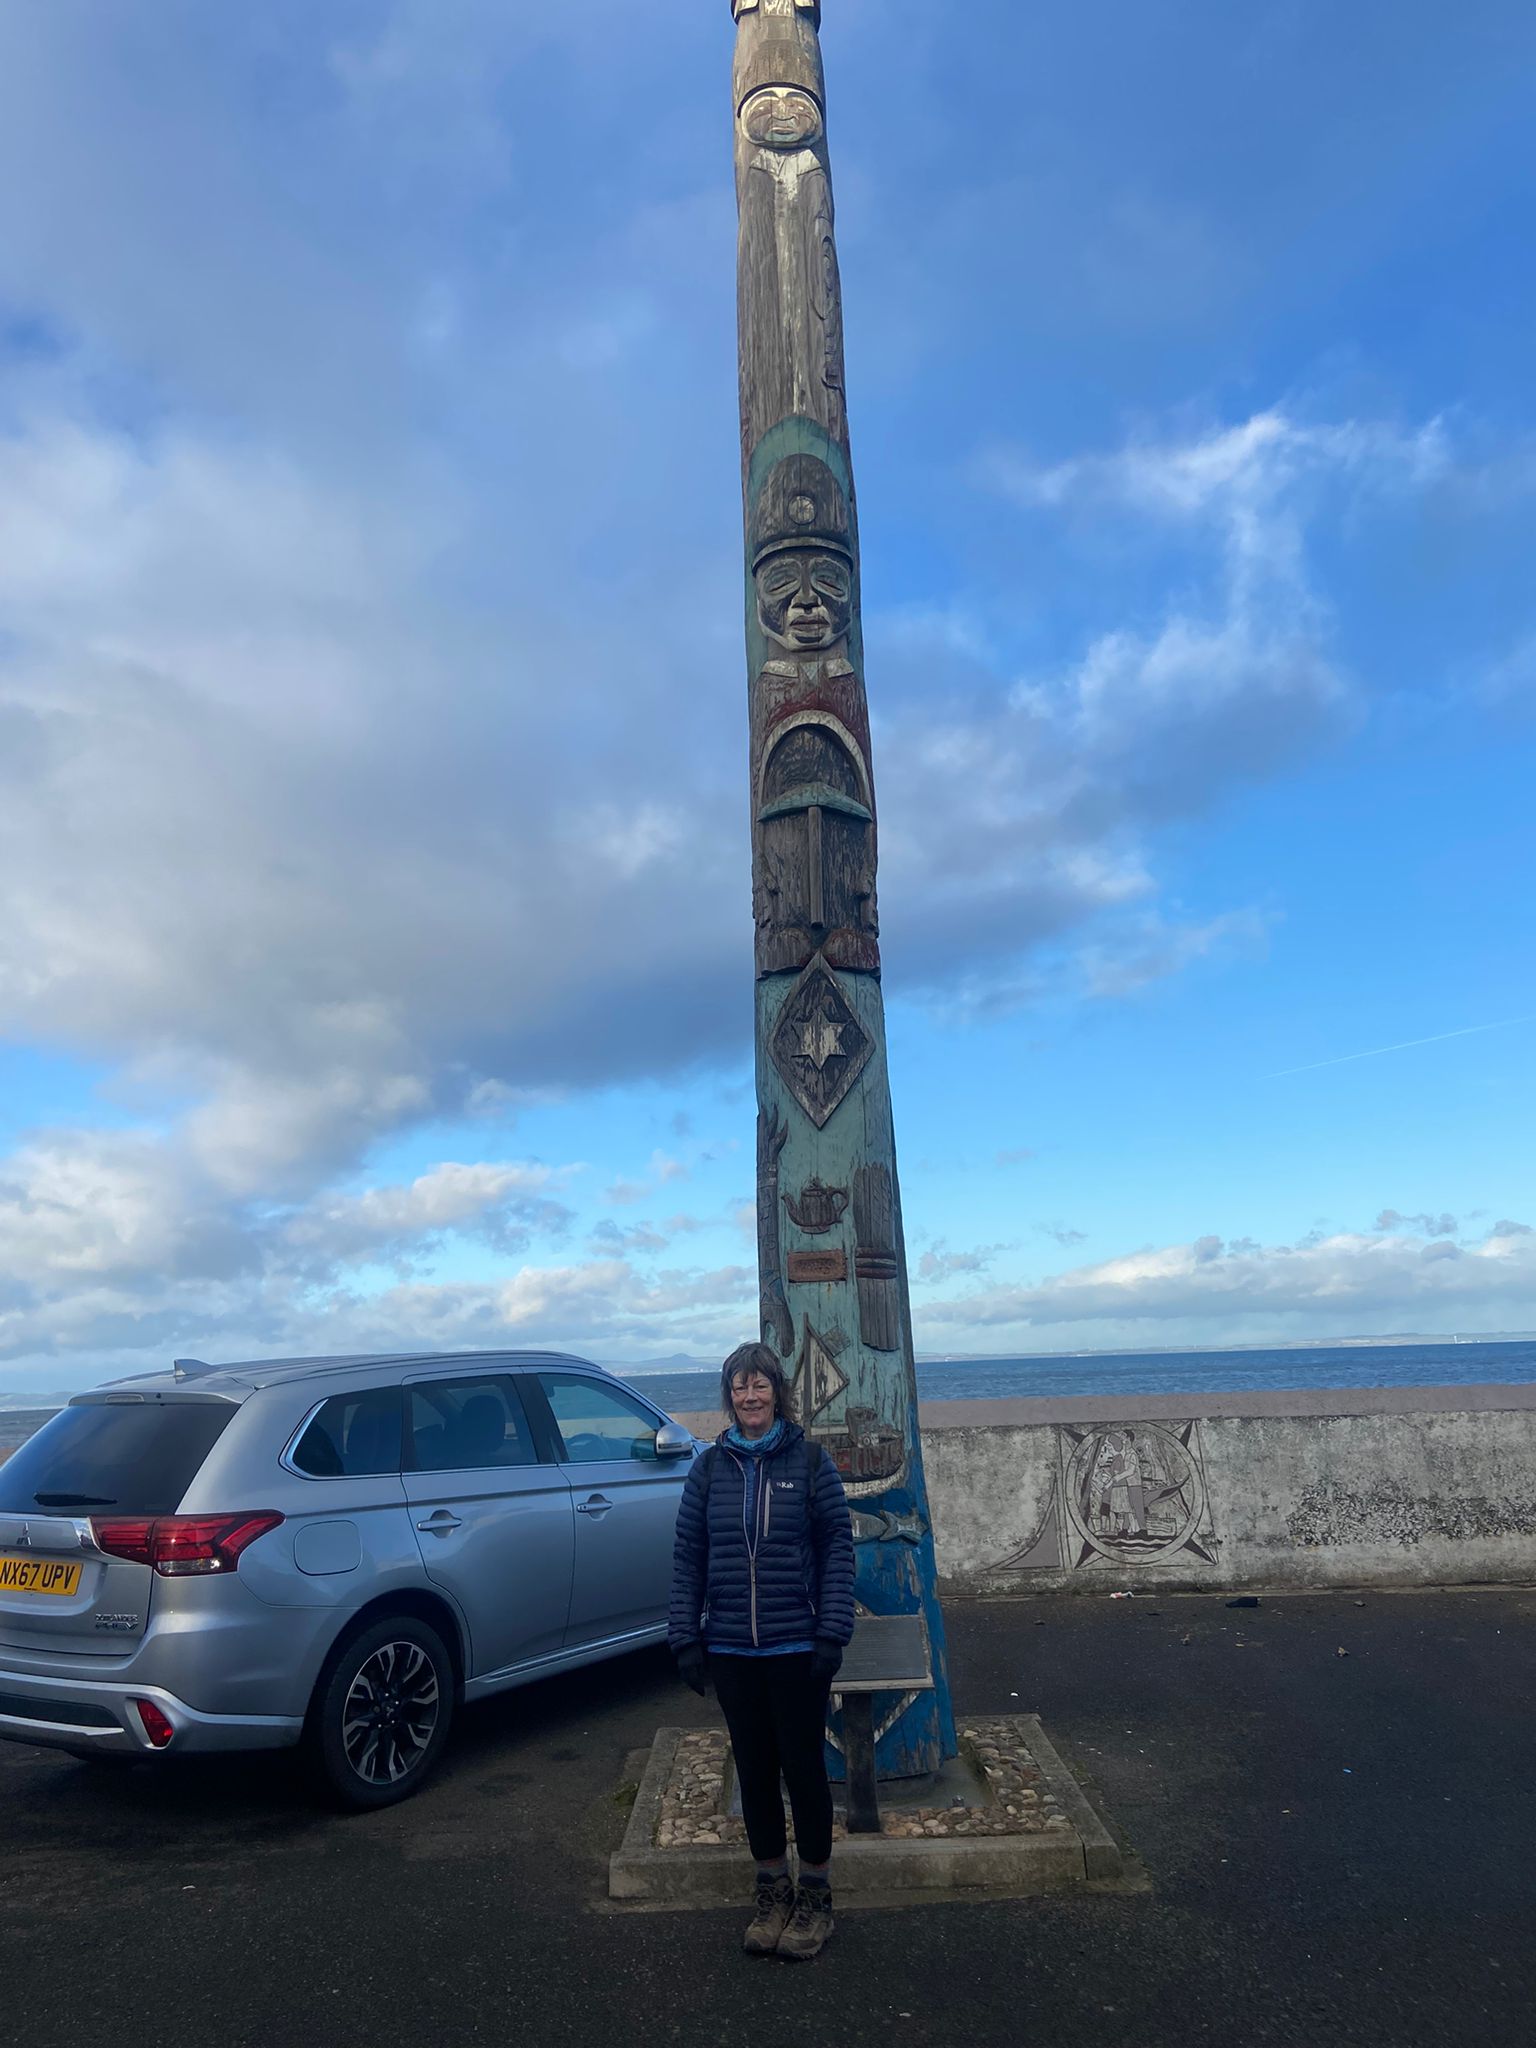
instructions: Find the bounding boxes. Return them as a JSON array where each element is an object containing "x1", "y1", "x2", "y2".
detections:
[
  {"x1": 811, "y1": 1639, "x2": 844, "y2": 1682},
  {"x1": 676, "y1": 1644, "x2": 707, "y2": 1697}
]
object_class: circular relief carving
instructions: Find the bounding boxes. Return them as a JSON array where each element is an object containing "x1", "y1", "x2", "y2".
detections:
[
  {"x1": 788, "y1": 493, "x2": 817, "y2": 525},
  {"x1": 1062, "y1": 1424, "x2": 1206, "y2": 1566},
  {"x1": 741, "y1": 86, "x2": 824, "y2": 151}
]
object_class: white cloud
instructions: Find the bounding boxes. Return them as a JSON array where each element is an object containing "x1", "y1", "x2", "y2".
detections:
[
  {"x1": 0, "y1": 1123, "x2": 584, "y2": 1383},
  {"x1": 921, "y1": 1217, "x2": 1536, "y2": 1343},
  {"x1": 991, "y1": 411, "x2": 1450, "y2": 523},
  {"x1": 287, "y1": 1162, "x2": 573, "y2": 1269}
]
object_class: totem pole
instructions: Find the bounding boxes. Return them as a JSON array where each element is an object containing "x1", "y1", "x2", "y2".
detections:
[{"x1": 731, "y1": 0, "x2": 956, "y2": 1775}]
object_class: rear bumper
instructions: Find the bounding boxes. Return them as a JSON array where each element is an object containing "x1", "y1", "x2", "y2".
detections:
[{"x1": 0, "y1": 1668, "x2": 303, "y2": 1756}]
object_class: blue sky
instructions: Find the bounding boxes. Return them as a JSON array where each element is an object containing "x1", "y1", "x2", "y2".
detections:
[{"x1": 1, "y1": 0, "x2": 1533, "y2": 1398}]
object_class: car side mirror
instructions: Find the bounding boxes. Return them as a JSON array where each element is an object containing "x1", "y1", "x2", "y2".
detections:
[{"x1": 653, "y1": 1423, "x2": 696, "y2": 1461}]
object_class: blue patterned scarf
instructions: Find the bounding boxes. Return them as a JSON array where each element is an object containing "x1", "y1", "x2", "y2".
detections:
[{"x1": 725, "y1": 1417, "x2": 785, "y2": 1456}]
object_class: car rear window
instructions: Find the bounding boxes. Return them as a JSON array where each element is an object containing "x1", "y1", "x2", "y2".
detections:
[{"x1": 0, "y1": 1402, "x2": 237, "y2": 1517}]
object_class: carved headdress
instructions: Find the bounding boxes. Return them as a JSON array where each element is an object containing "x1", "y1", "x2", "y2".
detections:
[{"x1": 750, "y1": 453, "x2": 853, "y2": 570}]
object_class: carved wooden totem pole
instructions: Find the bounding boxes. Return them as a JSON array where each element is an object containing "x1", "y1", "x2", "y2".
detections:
[{"x1": 731, "y1": 0, "x2": 956, "y2": 1774}]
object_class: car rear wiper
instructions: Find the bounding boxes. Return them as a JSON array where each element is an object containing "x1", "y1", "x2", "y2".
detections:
[{"x1": 31, "y1": 1493, "x2": 117, "y2": 1508}]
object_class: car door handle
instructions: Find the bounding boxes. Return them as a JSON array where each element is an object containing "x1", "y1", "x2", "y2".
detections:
[
  {"x1": 416, "y1": 1512, "x2": 463, "y2": 1535},
  {"x1": 576, "y1": 1496, "x2": 613, "y2": 1519}
]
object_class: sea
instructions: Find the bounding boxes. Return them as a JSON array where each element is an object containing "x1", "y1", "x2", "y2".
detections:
[
  {"x1": 4, "y1": 1337, "x2": 1533, "y2": 1455},
  {"x1": 613, "y1": 1337, "x2": 1536, "y2": 1419}
]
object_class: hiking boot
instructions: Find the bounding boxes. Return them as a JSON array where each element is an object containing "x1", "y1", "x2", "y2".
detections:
[
  {"x1": 776, "y1": 1883, "x2": 834, "y2": 1961},
  {"x1": 742, "y1": 1874, "x2": 796, "y2": 1957}
]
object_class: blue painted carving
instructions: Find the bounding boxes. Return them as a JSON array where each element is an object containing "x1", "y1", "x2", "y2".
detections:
[{"x1": 733, "y1": 0, "x2": 955, "y2": 1774}]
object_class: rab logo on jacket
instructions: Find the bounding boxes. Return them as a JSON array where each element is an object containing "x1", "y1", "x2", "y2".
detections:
[{"x1": 773, "y1": 1480, "x2": 799, "y2": 1492}]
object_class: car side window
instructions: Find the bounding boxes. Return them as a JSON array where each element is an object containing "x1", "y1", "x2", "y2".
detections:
[
  {"x1": 408, "y1": 1377, "x2": 539, "y2": 1474},
  {"x1": 291, "y1": 1389, "x2": 402, "y2": 1479},
  {"x1": 537, "y1": 1375, "x2": 664, "y2": 1464}
]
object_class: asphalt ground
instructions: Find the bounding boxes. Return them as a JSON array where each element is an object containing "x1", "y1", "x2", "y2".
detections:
[{"x1": 4, "y1": 1587, "x2": 1534, "y2": 2048}]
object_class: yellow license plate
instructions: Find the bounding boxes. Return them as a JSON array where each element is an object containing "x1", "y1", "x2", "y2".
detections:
[{"x1": 0, "y1": 1555, "x2": 83, "y2": 1598}]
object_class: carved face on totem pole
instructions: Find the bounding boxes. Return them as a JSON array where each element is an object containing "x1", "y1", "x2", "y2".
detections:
[
  {"x1": 740, "y1": 85, "x2": 824, "y2": 152},
  {"x1": 756, "y1": 551, "x2": 852, "y2": 654},
  {"x1": 750, "y1": 454, "x2": 855, "y2": 660},
  {"x1": 750, "y1": 454, "x2": 878, "y2": 973}
]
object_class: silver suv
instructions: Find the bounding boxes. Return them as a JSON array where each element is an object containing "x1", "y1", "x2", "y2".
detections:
[{"x1": 0, "y1": 1350, "x2": 697, "y2": 1807}]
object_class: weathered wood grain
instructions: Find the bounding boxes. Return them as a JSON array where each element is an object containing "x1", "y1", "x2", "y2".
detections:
[{"x1": 734, "y1": 0, "x2": 956, "y2": 1773}]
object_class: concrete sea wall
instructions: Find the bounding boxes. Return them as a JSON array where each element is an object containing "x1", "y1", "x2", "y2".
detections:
[
  {"x1": 9, "y1": 1383, "x2": 1536, "y2": 1595},
  {"x1": 916, "y1": 1384, "x2": 1536, "y2": 1594}
]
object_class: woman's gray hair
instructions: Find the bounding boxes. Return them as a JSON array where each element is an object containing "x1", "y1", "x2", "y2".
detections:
[{"x1": 720, "y1": 1341, "x2": 795, "y2": 1424}]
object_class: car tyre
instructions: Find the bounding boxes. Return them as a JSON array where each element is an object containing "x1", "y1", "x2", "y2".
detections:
[{"x1": 308, "y1": 1614, "x2": 455, "y2": 1812}]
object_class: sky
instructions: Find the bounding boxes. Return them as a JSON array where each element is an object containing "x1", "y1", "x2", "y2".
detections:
[{"x1": 1, "y1": 0, "x2": 1534, "y2": 1400}]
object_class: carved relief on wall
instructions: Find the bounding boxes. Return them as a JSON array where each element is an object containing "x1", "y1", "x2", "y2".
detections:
[{"x1": 992, "y1": 1423, "x2": 1220, "y2": 1572}]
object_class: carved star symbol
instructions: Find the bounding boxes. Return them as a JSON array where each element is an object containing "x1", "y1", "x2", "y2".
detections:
[{"x1": 798, "y1": 1011, "x2": 846, "y2": 1070}]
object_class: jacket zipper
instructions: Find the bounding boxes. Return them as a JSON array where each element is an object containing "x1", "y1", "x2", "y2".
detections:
[
  {"x1": 726, "y1": 1448, "x2": 761, "y2": 1649},
  {"x1": 730, "y1": 1443, "x2": 782, "y2": 1652},
  {"x1": 755, "y1": 1461, "x2": 774, "y2": 1647}
]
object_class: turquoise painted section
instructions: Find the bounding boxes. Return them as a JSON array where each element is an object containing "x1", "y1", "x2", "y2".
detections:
[
  {"x1": 755, "y1": 966, "x2": 958, "y2": 1776},
  {"x1": 743, "y1": 414, "x2": 866, "y2": 677}
]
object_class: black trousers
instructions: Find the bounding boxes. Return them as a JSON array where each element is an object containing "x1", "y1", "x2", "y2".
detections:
[{"x1": 710, "y1": 1652, "x2": 834, "y2": 1868}]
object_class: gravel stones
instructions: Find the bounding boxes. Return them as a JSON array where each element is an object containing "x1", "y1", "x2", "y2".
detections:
[{"x1": 654, "y1": 1717, "x2": 1069, "y2": 1847}]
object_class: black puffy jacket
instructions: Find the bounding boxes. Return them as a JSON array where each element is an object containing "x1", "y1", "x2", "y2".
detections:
[{"x1": 668, "y1": 1422, "x2": 856, "y2": 1654}]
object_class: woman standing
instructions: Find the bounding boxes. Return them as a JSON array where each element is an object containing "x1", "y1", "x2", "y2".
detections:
[{"x1": 669, "y1": 1341, "x2": 855, "y2": 1961}]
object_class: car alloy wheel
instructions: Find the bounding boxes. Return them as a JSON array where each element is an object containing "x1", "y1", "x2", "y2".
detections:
[
  {"x1": 310, "y1": 1613, "x2": 455, "y2": 1811},
  {"x1": 342, "y1": 1639, "x2": 440, "y2": 1788}
]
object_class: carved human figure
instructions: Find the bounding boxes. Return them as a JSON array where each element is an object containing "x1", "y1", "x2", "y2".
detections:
[
  {"x1": 748, "y1": 452, "x2": 854, "y2": 650},
  {"x1": 750, "y1": 454, "x2": 878, "y2": 974},
  {"x1": 734, "y1": 1, "x2": 846, "y2": 457}
]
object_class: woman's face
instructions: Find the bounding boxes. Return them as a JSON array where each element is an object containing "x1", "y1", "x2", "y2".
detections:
[{"x1": 731, "y1": 1371, "x2": 777, "y2": 1435}]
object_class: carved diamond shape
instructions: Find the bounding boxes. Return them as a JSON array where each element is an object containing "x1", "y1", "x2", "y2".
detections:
[{"x1": 769, "y1": 956, "x2": 872, "y2": 1129}]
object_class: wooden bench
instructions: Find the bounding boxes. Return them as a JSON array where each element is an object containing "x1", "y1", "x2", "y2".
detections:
[{"x1": 830, "y1": 1614, "x2": 934, "y2": 1834}]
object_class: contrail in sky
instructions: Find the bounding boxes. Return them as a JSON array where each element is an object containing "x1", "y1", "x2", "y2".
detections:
[{"x1": 1268, "y1": 1015, "x2": 1536, "y2": 1080}]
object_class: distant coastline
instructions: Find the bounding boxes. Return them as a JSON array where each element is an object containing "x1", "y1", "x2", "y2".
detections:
[
  {"x1": 4, "y1": 1330, "x2": 1535, "y2": 1413},
  {"x1": 5, "y1": 1334, "x2": 1534, "y2": 1457},
  {"x1": 915, "y1": 1331, "x2": 1536, "y2": 1361}
]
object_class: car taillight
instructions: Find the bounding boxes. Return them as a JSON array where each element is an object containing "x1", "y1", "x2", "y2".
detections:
[
  {"x1": 92, "y1": 1512, "x2": 284, "y2": 1577},
  {"x1": 134, "y1": 1699, "x2": 175, "y2": 1749}
]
